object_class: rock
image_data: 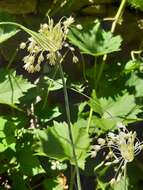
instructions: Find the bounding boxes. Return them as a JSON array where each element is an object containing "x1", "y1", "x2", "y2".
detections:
[{"x1": 0, "y1": 0, "x2": 37, "y2": 14}]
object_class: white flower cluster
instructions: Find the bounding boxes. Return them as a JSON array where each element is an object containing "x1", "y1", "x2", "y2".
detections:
[
  {"x1": 91, "y1": 122, "x2": 143, "y2": 184},
  {"x1": 50, "y1": 160, "x2": 63, "y2": 170},
  {"x1": 20, "y1": 16, "x2": 76, "y2": 73},
  {"x1": 138, "y1": 19, "x2": 143, "y2": 30}
]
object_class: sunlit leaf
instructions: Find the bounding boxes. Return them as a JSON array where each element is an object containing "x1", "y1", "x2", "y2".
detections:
[
  {"x1": 68, "y1": 20, "x2": 122, "y2": 56},
  {"x1": 89, "y1": 91, "x2": 141, "y2": 122},
  {"x1": 0, "y1": 11, "x2": 19, "y2": 43},
  {"x1": 0, "y1": 69, "x2": 34, "y2": 106},
  {"x1": 128, "y1": 0, "x2": 143, "y2": 11},
  {"x1": 16, "y1": 144, "x2": 44, "y2": 176},
  {"x1": 126, "y1": 72, "x2": 143, "y2": 97},
  {"x1": 34, "y1": 121, "x2": 90, "y2": 169},
  {"x1": 43, "y1": 177, "x2": 64, "y2": 190},
  {"x1": 113, "y1": 176, "x2": 128, "y2": 190}
]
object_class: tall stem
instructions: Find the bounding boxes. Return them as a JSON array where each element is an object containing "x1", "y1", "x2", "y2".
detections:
[
  {"x1": 87, "y1": 57, "x2": 97, "y2": 133},
  {"x1": 111, "y1": 0, "x2": 127, "y2": 33},
  {"x1": 124, "y1": 163, "x2": 127, "y2": 190},
  {"x1": 42, "y1": 65, "x2": 58, "y2": 109},
  {"x1": 69, "y1": 166, "x2": 76, "y2": 190},
  {"x1": 58, "y1": 60, "x2": 82, "y2": 190},
  {"x1": 87, "y1": 0, "x2": 127, "y2": 132}
]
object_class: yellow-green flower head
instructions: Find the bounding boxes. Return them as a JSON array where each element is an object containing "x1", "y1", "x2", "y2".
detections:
[
  {"x1": 91, "y1": 122, "x2": 143, "y2": 184},
  {"x1": 106, "y1": 123, "x2": 142, "y2": 163},
  {"x1": 20, "y1": 16, "x2": 74, "y2": 73}
]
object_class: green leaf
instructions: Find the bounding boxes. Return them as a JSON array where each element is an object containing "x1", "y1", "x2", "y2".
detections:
[
  {"x1": 12, "y1": 172, "x2": 28, "y2": 190},
  {"x1": 48, "y1": 78, "x2": 64, "y2": 91},
  {"x1": 16, "y1": 144, "x2": 44, "y2": 176},
  {"x1": 126, "y1": 72, "x2": 143, "y2": 97},
  {"x1": 128, "y1": 0, "x2": 143, "y2": 11},
  {"x1": 35, "y1": 102, "x2": 61, "y2": 122},
  {"x1": 0, "y1": 11, "x2": 19, "y2": 43},
  {"x1": 113, "y1": 177, "x2": 128, "y2": 190},
  {"x1": 100, "y1": 93, "x2": 138, "y2": 118},
  {"x1": 96, "y1": 179, "x2": 109, "y2": 190},
  {"x1": 34, "y1": 121, "x2": 90, "y2": 169},
  {"x1": 88, "y1": 90, "x2": 104, "y2": 115},
  {"x1": 0, "y1": 117, "x2": 7, "y2": 138},
  {"x1": 90, "y1": 91, "x2": 141, "y2": 122},
  {"x1": 0, "y1": 118, "x2": 16, "y2": 152},
  {"x1": 0, "y1": 69, "x2": 34, "y2": 106},
  {"x1": 91, "y1": 116, "x2": 117, "y2": 132},
  {"x1": 124, "y1": 60, "x2": 141, "y2": 73},
  {"x1": 0, "y1": 28, "x2": 19, "y2": 43},
  {"x1": 68, "y1": 20, "x2": 122, "y2": 56},
  {"x1": 43, "y1": 177, "x2": 64, "y2": 190}
]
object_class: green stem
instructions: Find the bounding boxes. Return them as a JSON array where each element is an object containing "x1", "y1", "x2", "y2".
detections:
[
  {"x1": 111, "y1": 0, "x2": 127, "y2": 33},
  {"x1": 42, "y1": 65, "x2": 58, "y2": 109},
  {"x1": 69, "y1": 166, "x2": 76, "y2": 190},
  {"x1": 58, "y1": 60, "x2": 82, "y2": 190},
  {"x1": 95, "y1": 58, "x2": 106, "y2": 90},
  {"x1": 87, "y1": 0, "x2": 127, "y2": 133},
  {"x1": 87, "y1": 57, "x2": 97, "y2": 133},
  {"x1": 87, "y1": 107, "x2": 93, "y2": 133},
  {"x1": 124, "y1": 163, "x2": 127, "y2": 190},
  {"x1": 81, "y1": 54, "x2": 88, "y2": 82},
  {"x1": 98, "y1": 0, "x2": 127, "y2": 83},
  {"x1": 7, "y1": 48, "x2": 18, "y2": 69},
  {"x1": 42, "y1": 51, "x2": 69, "y2": 109}
]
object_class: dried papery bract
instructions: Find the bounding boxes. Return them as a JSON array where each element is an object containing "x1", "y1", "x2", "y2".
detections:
[
  {"x1": 19, "y1": 16, "x2": 75, "y2": 73},
  {"x1": 91, "y1": 122, "x2": 143, "y2": 184}
]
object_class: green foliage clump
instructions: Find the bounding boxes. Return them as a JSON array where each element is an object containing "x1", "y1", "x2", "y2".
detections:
[
  {"x1": 128, "y1": 0, "x2": 143, "y2": 11},
  {"x1": 0, "y1": 1, "x2": 143, "y2": 190}
]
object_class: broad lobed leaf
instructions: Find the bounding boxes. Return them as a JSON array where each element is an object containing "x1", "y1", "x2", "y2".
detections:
[
  {"x1": 68, "y1": 20, "x2": 122, "y2": 56},
  {"x1": 34, "y1": 121, "x2": 90, "y2": 169},
  {"x1": 0, "y1": 69, "x2": 34, "y2": 106}
]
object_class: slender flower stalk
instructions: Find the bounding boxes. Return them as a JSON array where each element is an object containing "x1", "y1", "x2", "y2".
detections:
[
  {"x1": 22, "y1": 16, "x2": 81, "y2": 190},
  {"x1": 58, "y1": 58, "x2": 82, "y2": 190}
]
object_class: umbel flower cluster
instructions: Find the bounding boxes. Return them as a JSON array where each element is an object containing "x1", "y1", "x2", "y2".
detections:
[
  {"x1": 91, "y1": 122, "x2": 143, "y2": 184},
  {"x1": 20, "y1": 16, "x2": 76, "y2": 73}
]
